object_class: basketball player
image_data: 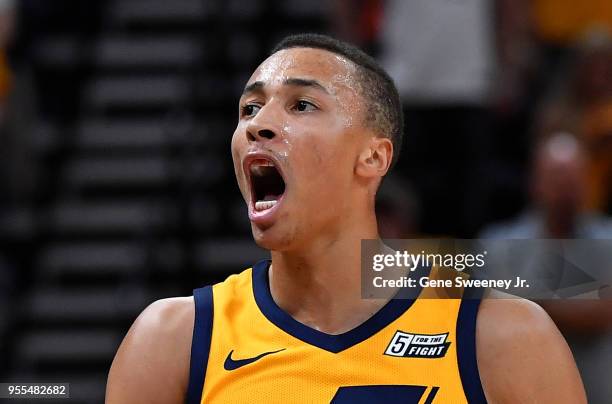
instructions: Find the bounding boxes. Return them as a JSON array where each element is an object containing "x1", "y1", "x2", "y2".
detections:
[{"x1": 106, "y1": 34, "x2": 586, "y2": 403}]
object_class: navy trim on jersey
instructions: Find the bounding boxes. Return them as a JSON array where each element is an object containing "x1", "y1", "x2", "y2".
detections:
[
  {"x1": 424, "y1": 386, "x2": 440, "y2": 404},
  {"x1": 331, "y1": 385, "x2": 427, "y2": 403},
  {"x1": 186, "y1": 285, "x2": 214, "y2": 404},
  {"x1": 456, "y1": 286, "x2": 487, "y2": 404},
  {"x1": 251, "y1": 260, "x2": 428, "y2": 354}
]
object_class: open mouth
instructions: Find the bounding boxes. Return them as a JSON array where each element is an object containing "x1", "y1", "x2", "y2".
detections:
[{"x1": 248, "y1": 158, "x2": 286, "y2": 213}]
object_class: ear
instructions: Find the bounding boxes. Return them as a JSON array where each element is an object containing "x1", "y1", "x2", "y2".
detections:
[{"x1": 355, "y1": 136, "x2": 393, "y2": 179}]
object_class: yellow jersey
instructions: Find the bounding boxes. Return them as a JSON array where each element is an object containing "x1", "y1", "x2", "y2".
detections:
[{"x1": 186, "y1": 260, "x2": 486, "y2": 403}]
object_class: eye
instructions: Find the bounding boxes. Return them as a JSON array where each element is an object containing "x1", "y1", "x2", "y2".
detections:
[
  {"x1": 241, "y1": 104, "x2": 261, "y2": 117},
  {"x1": 294, "y1": 100, "x2": 317, "y2": 112}
]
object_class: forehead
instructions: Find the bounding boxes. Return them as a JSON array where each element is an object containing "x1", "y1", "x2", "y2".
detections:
[{"x1": 247, "y1": 47, "x2": 359, "y2": 90}]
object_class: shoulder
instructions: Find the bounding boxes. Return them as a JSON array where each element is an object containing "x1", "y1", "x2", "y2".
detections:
[
  {"x1": 476, "y1": 292, "x2": 586, "y2": 403},
  {"x1": 476, "y1": 292, "x2": 556, "y2": 352},
  {"x1": 139, "y1": 296, "x2": 195, "y2": 333},
  {"x1": 129, "y1": 297, "x2": 195, "y2": 351},
  {"x1": 581, "y1": 213, "x2": 612, "y2": 237},
  {"x1": 106, "y1": 297, "x2": 195, "y2": 404},
  {"x1": 477, "y1": 212, "x2": 538, "y2": 239},
  {"x1": 128, "y1": 297, "x2": 195, "y2": 336}
]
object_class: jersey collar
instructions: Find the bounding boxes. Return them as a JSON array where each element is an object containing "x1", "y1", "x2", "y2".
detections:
[{"x1": 251, "y1": 259, "x2": 426, "y2": 353}]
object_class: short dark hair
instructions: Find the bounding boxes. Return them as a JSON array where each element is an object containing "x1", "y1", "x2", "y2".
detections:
[{"x1": 272, "y1": 33, "x2": 404, "y2": 169}]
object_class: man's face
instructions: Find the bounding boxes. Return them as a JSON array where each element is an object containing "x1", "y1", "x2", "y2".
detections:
[{"x1": 231, "y1": 47, "x2": 368, "y2": 250}]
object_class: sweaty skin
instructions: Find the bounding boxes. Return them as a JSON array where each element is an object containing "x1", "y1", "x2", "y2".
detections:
[{"x1": 106, "y1": 48, "x2": 586, "y2": 403}]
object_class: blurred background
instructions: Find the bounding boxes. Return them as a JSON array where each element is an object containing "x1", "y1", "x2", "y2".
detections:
[{"x1": 0, "y1": 0, "x2": 610, "y2": 402}]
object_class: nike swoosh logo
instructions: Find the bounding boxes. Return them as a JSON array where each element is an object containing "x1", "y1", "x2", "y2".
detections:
[{"x1": 223, "y1": 348, "x2": 286, "y2": 371}]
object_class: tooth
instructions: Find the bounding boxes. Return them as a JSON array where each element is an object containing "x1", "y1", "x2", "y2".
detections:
[
  {"x1": 252, "y1": 159, "x2": 275, "y2": 168},
  {"x1": 255, "y1": 200, "x2": 277, "y2": 211}
]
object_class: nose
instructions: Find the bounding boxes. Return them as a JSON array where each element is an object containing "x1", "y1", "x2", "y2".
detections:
[
  {"x1": 245, "y1": 104, "x2": 280, "y2": 142},
  {"x1": 247, "y1": 127, "x2": 276, "y2": 142}
]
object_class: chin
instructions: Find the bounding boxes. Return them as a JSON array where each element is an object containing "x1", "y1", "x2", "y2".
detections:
[{"x1": 251, "y1": 223, "x2": 295, "y2": 252}]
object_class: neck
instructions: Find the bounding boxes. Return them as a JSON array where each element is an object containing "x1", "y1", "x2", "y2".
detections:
[{"x1": 268, "y1": 210, "x2": 384, "y2": 334}]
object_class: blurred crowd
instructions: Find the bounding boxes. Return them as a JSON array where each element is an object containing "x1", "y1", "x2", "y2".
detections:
[
  {"x1": 0, "y1": 0, "x2": 610, "y2": 402},
  {"x1": 346, "y1": 0, "x2": 612, "y2": 238}
]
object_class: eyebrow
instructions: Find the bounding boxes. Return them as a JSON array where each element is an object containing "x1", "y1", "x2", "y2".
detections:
[
  {"x1": 241, "y1": 77, "x2": 330, "y2": 96},
  {"x1": 283, "y1": 78, "x2": 330, "y2": 94},
  {"x1": 242, "y1": 81, "x2": 264, "y2": 95}
]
